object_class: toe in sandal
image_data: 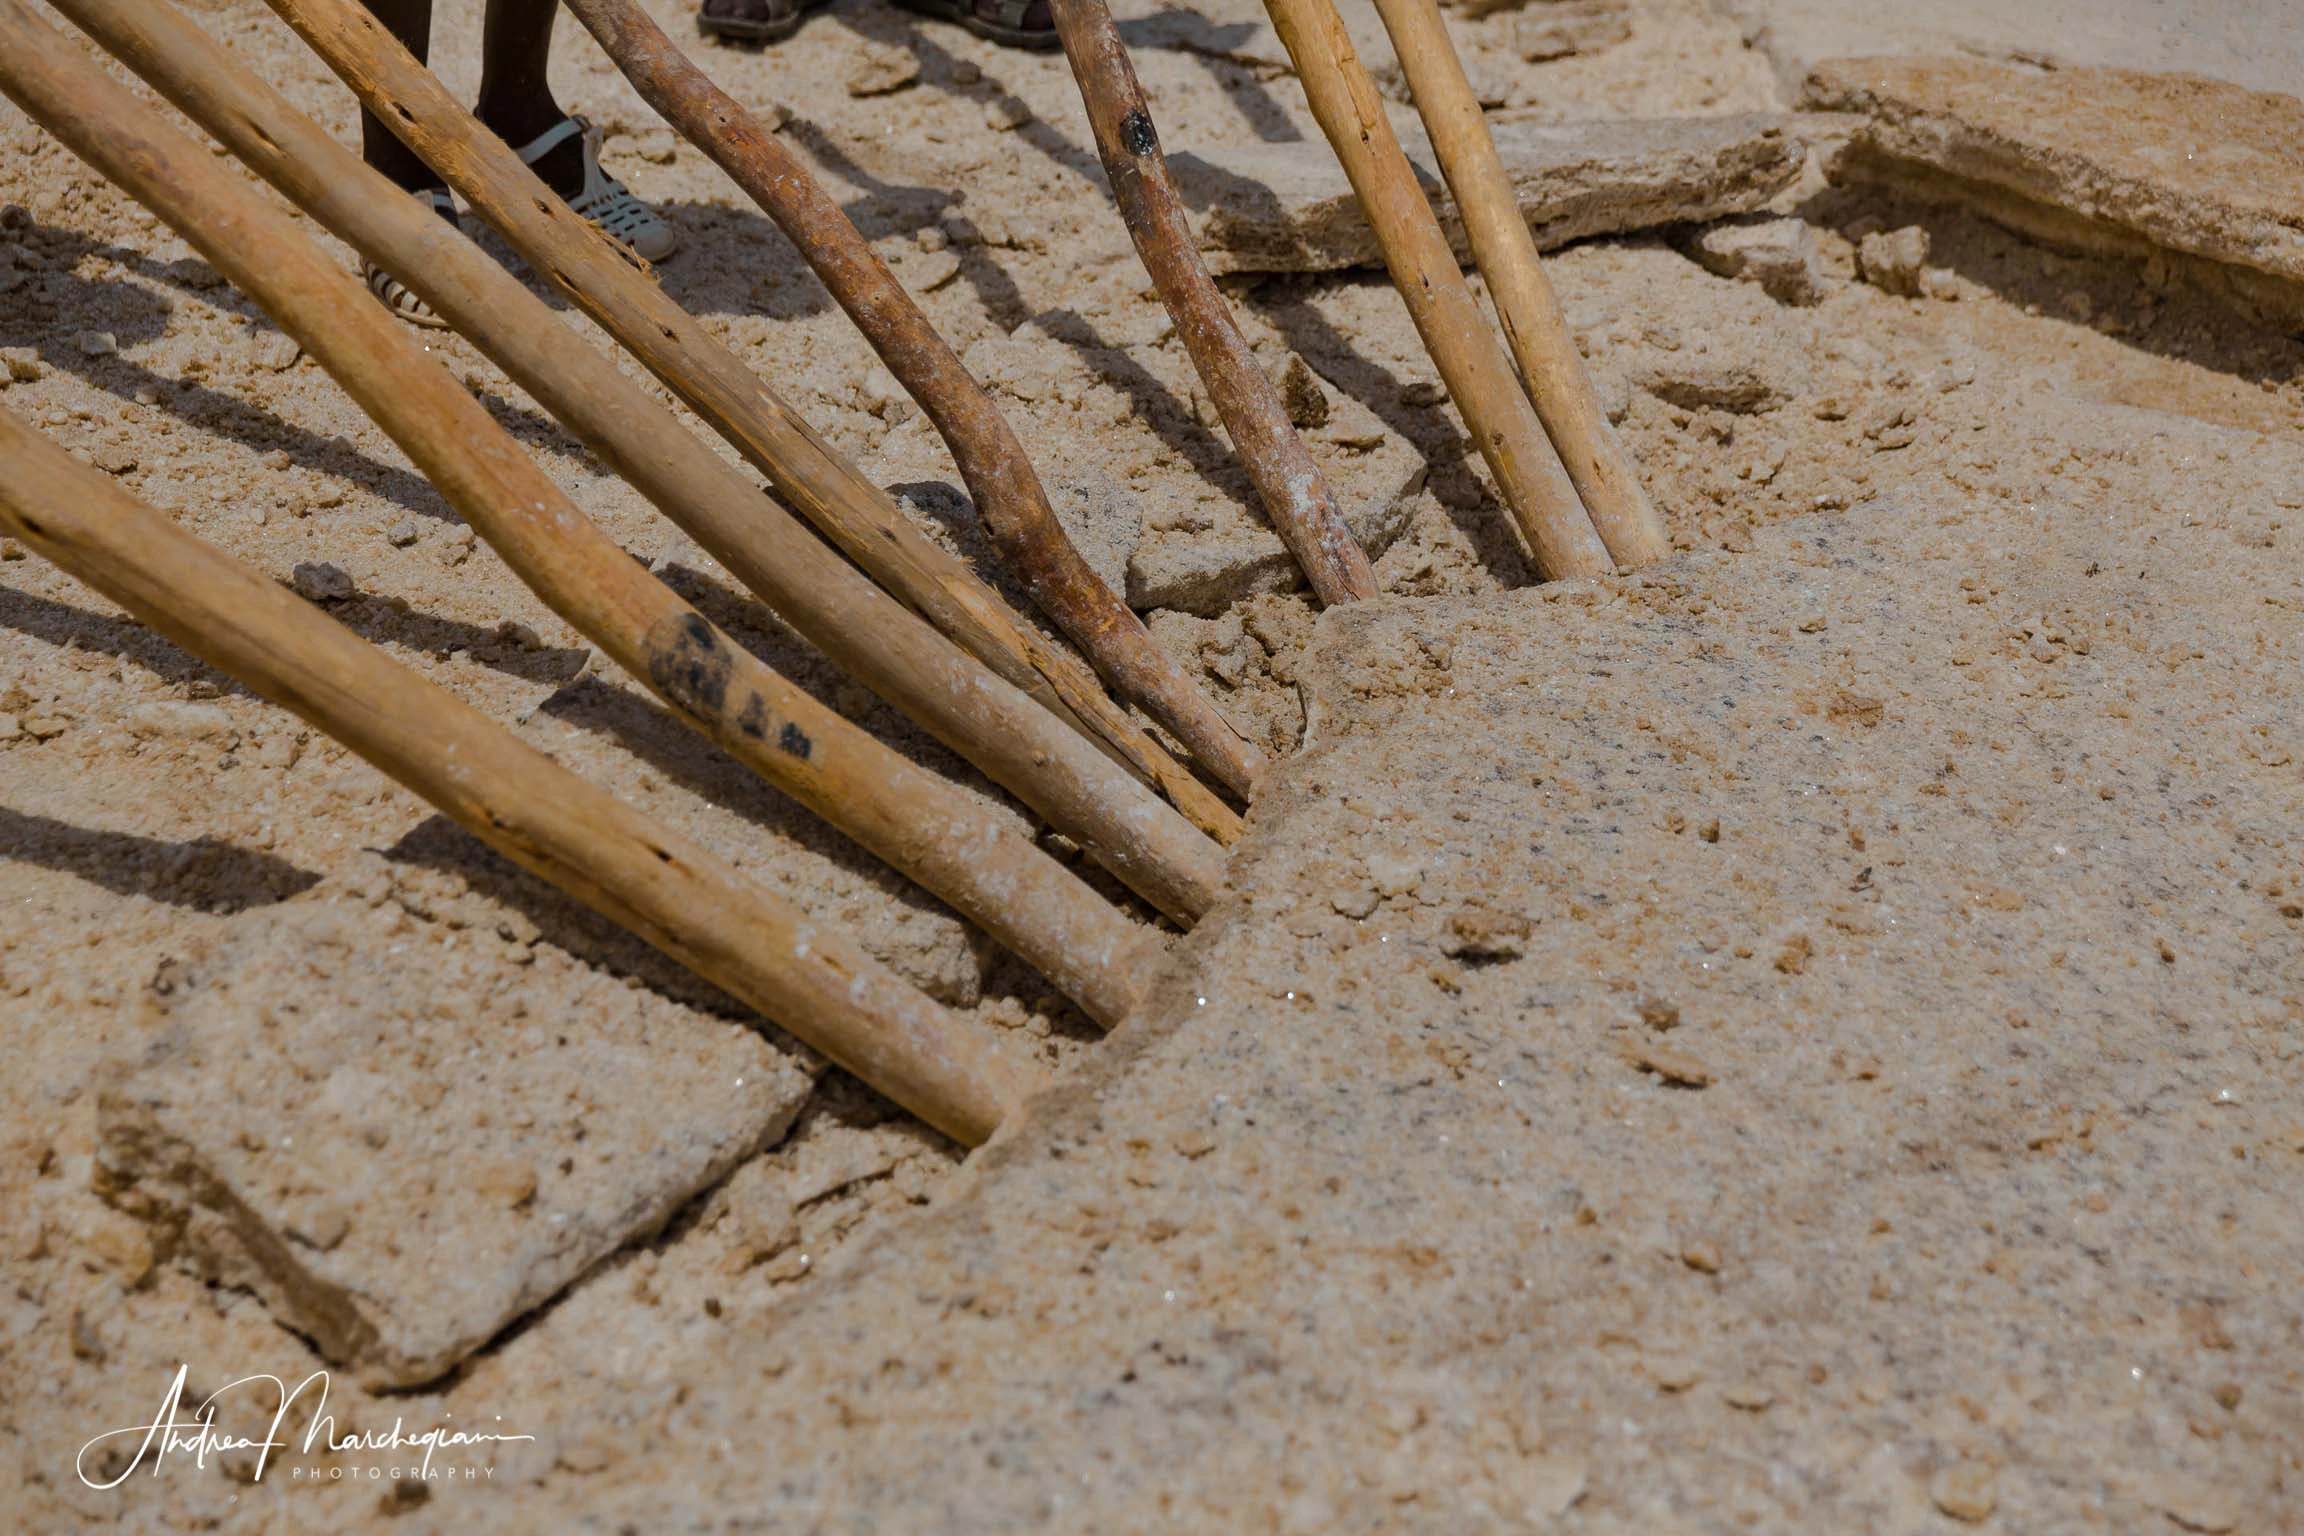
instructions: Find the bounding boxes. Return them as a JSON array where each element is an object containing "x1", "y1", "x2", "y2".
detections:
[
  {"x1": 891, "y1": 0, "x2": 1059, "y2": 51},
  {"x1": 698, "y1": 0, "x2": 829, "y2": 44}
]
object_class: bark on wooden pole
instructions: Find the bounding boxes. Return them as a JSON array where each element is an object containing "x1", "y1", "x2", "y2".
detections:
[
  {"x1": 0, "y1": 0, "x2": 1168, "y2": 1025},
  {"x1": 0, "y1": 406, "x2": 1031, "y2": 1145},
  {"x1": 1368, "y1": 0, "x2": 1666, "y2": 568},
  {"x1": 558, "y1": 0, "x2": 1266, "y2": 799},
  {"x1": 41, "y1": 0, "x2": 1219, "y2": 949},
  {"x1": 1048, "y1": 0, "x2": 1378, "y2": 606},
  {"x1": 264, "y1": 0, "x2": 1263, "y2": 812},
  {"x1": 1254, "y1": 0, "x2": 1615, "y2": 581}
]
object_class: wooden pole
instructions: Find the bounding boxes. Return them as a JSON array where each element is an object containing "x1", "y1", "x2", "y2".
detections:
[
  {"x1": 1049, "y1": 0, "x2": 1379, "y2": 607},
  {"x1": 263, "y1": 0, "x2": 1263, "y2": 811},
  {"x1": 1254, "y1": 0, "x2": 1614, "y2": 581},
  {"x1": 0, "y1": 0, "x2": 1165, "y2": 1026},
  {"x1": 40, "y1": 0, "x2": 1219, "y2": 955},
  {"x1": 0, "y1": 406, "x2": 1030, "y2": 1144},
  {"x1": 1367, "y1": 0, "x2": 1665, "y2": 568},
  {"x1": 557, "y1": 0, "x2": 1266, "y2": 799}
]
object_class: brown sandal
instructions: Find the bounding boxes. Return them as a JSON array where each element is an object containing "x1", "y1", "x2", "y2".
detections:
[
  {"x1": 891, "y1": 0, "x2": 1060, "y2": 51},
  {"x1": 698, "y1": 0, "x2": 831, "y2": 44}
]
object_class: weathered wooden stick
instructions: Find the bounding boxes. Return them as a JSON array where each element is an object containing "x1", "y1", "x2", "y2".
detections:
[
  {"x1": 1368, "y1": 0, "x2": 1665, "y2": 568},
  {"x1": 41, "y1": 0, "x2": 1207, "y2": 984},
  {"x1": 264, "y1": 0, "x2": 1262, "y2": 817},
  {"x1": 1048, "y1": 0, "x2": 1377, "y2": 607},
  {"x1": 1255, "y1": 0, "x2": 1614, "y2": 580},
  {"x1": 0, "y1": 0, "x2": 1164, "y2": 1025},
  {"x1": 0, "y1": 407, "x2": 1031, "y2": 1144},
  {"x1": 559, "y1": 0, "x2": 1266, "y2": 800}
]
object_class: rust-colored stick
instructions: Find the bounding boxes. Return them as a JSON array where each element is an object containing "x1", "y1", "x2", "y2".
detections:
[
  {"x1": 1048, "y1": 0, "x2": 1377, "y2": 606},
  {"x1": 1255, "y1": 0, "x2": 1613, "y2": 580},
  {"x1": 264, "y1": 0, "x2": 1256, "y2": 824},
  {"x1": 1368, "y1": 0, "x2": 1665, "y2": 567},
  {"x1": 0, "y1": 407, "x2": 1033, "y2": 1144},
  {"x1": 560, "y1": 0, "x2": 1267, "y2": 799},
  {"x1": 43, "y1": 0, "x2": 1188, "y2": 997},
  {"x1": 0, "y1": 0, "x2": 1162, "y2": 1027}
]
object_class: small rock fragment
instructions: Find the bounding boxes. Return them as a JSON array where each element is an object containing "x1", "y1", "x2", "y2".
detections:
[
  {"x1": 1496, "y1": 1453, "x2": 1588, "y2": 1520},
  {"x1": 1930, "y1": 1462, "x2": 1999, "y2": 1524},
  {"x1": 1856, "y1": 225, "x2": 1930, "y2": 297},
  {"x1": 983, "y1": 96, "x2": 1032, "y2": 132},
  {"x1": 472, "y1": 1158, "x2": 539, "y2": 1210},
  {"x1": 1689, "y1": 217, "x2": 1827, "y2": 305},
  {"x1": 1680, "y1": 1239, "x2": 1721, "y2": 1273},
  {"x1": 1647, "y1": 1353, "x2": 1701, "y2": 1391},
  {"x1": 69, "y1": 1308, "x2": 107, "y2": 1362},
  {"x1": 1280, "y1": 355, "x2": 1331, "y2": 429},
  {"x1": 251, "y1": 333, "x2": 302, "y2": 373},
  {"x1": 2139, "y1": 1475, "x2": 2243, "y2": 1534},
  {"x1": 1444, "y1": 906, "x2": 1532, "y2": 960},
  {"x1": 1510, "y1": 0, "x2": 1630, "y2": 61},
  {"x1": 1, "y1": 347, "x2": 42, "y2": 383},
  {"x1": 1639, "y1": 359, "x2": 1787, "y2": 414},
  {"x1": 1331, "y1": 885, "x2": 1380, "y2": 920},
  {"x1": 911, "y1": 249, "x2": 961, "y2": 292},
  {"x1": 88, "y1": 443, "x2": 137, "y2": 476},
  {"x1": 1624, "y1": 1038, "x2": 1713, "y2": 1087},
  {"x1": 290, "y1": 561, "x2": 356, "y2": 603},
  {"x1": 127, "y1": 701, "x2": 236, "y2": 743},
  {"x1": 386, "y1": 520, "x2": 419, "y2": 548},
  {"x1": 74, "y1": 330, "x2": 118, "y2": 358},
  {"x1": 845, "y1": 43, "x2": 920, "y2": 98},
  {"x1": 1720, "y1": 1381, "x2": 1775, "y2": 1410}
]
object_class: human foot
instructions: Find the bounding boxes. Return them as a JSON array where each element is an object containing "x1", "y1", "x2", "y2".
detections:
[
  {"x1": 697, "y1": 0, "x2": 833, "y2": 44},
  {"x1": 511, "y1": 116, "x2": 679, "y2": 264},
  {"x1": 890, "y1": 0, "x2": 1057, "y2": 51}
]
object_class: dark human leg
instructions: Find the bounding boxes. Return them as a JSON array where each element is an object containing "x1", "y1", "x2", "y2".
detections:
[
  {"x1": 475, "y1": 0, "x2": 586, "y2": 195},
  {"x1": 357, "y1": 0, "x2": 450, "y2": 197}
]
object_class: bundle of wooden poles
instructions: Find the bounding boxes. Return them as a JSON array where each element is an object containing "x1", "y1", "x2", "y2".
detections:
[{"x1": 0, "y1": 0, "x2": 1655, "y2": 1146}]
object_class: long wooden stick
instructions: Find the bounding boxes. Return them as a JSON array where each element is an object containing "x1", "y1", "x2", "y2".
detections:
[
  {"x1": 558, "y1": 0, "x2": 1266, "y2": 799},
  {"x1": 1255, "y1": 0, "x2": 1613, "y2": 580},
  {"x1": 40, "y1": 0, "x2": 1197, "y2": 998},
  {"x1": 0, "y1": 407, "x2": 1029, "y2": 1144},
  {"x1": 1368, "y1": 0, "x2": 1665, "y2": 568},
  {"x1": 0, "y1": 0, "x2": 1163, "y2": 1027},
  {"x1": 1049, "y1": 0, "x2": 1378, "y2": 607},
  {"x1": 262, "y1": 0, "x2": 1261, "y2": 815}
]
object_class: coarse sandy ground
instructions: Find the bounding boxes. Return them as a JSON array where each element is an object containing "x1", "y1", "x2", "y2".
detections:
[{"x1": 1, "y1": 0, "x2": 2300, "y2": 1529}]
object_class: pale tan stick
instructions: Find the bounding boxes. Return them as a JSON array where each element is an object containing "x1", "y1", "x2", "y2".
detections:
[
  {"x1": 1255, "y1": 0, "x2": 1613, "y2": 580},
  {"x1": 40, "y1": 0, "x2": 1202, "y2": 987},
  {"x1": 0, "y1": 0, "x2": 1163, "y2": 1025},
  {"x1": 1367, "y1": 0, "x2": 1665, "y2": 568},
  {"x1": 558, "y1": 0, "x2": 1265, "y2": 801},
  {"x1": 263, "y1": 0, "x2": 1263, "y2": 814},
  {"x1": 0, "y1": 407, "x2": 1029, "y2": 1144},
  {"x1": 1048, "y1": 0, "x2": 1378, "y2": 607}
]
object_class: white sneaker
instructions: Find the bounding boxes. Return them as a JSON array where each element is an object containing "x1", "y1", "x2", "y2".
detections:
[{"x1": 515, "y1": 115, "x2": 679, "y2": 265}]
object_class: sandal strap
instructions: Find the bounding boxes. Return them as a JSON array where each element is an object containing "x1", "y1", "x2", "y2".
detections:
[{"x1": 512, "y1": 116, "x2": 587, "y2": 166}]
